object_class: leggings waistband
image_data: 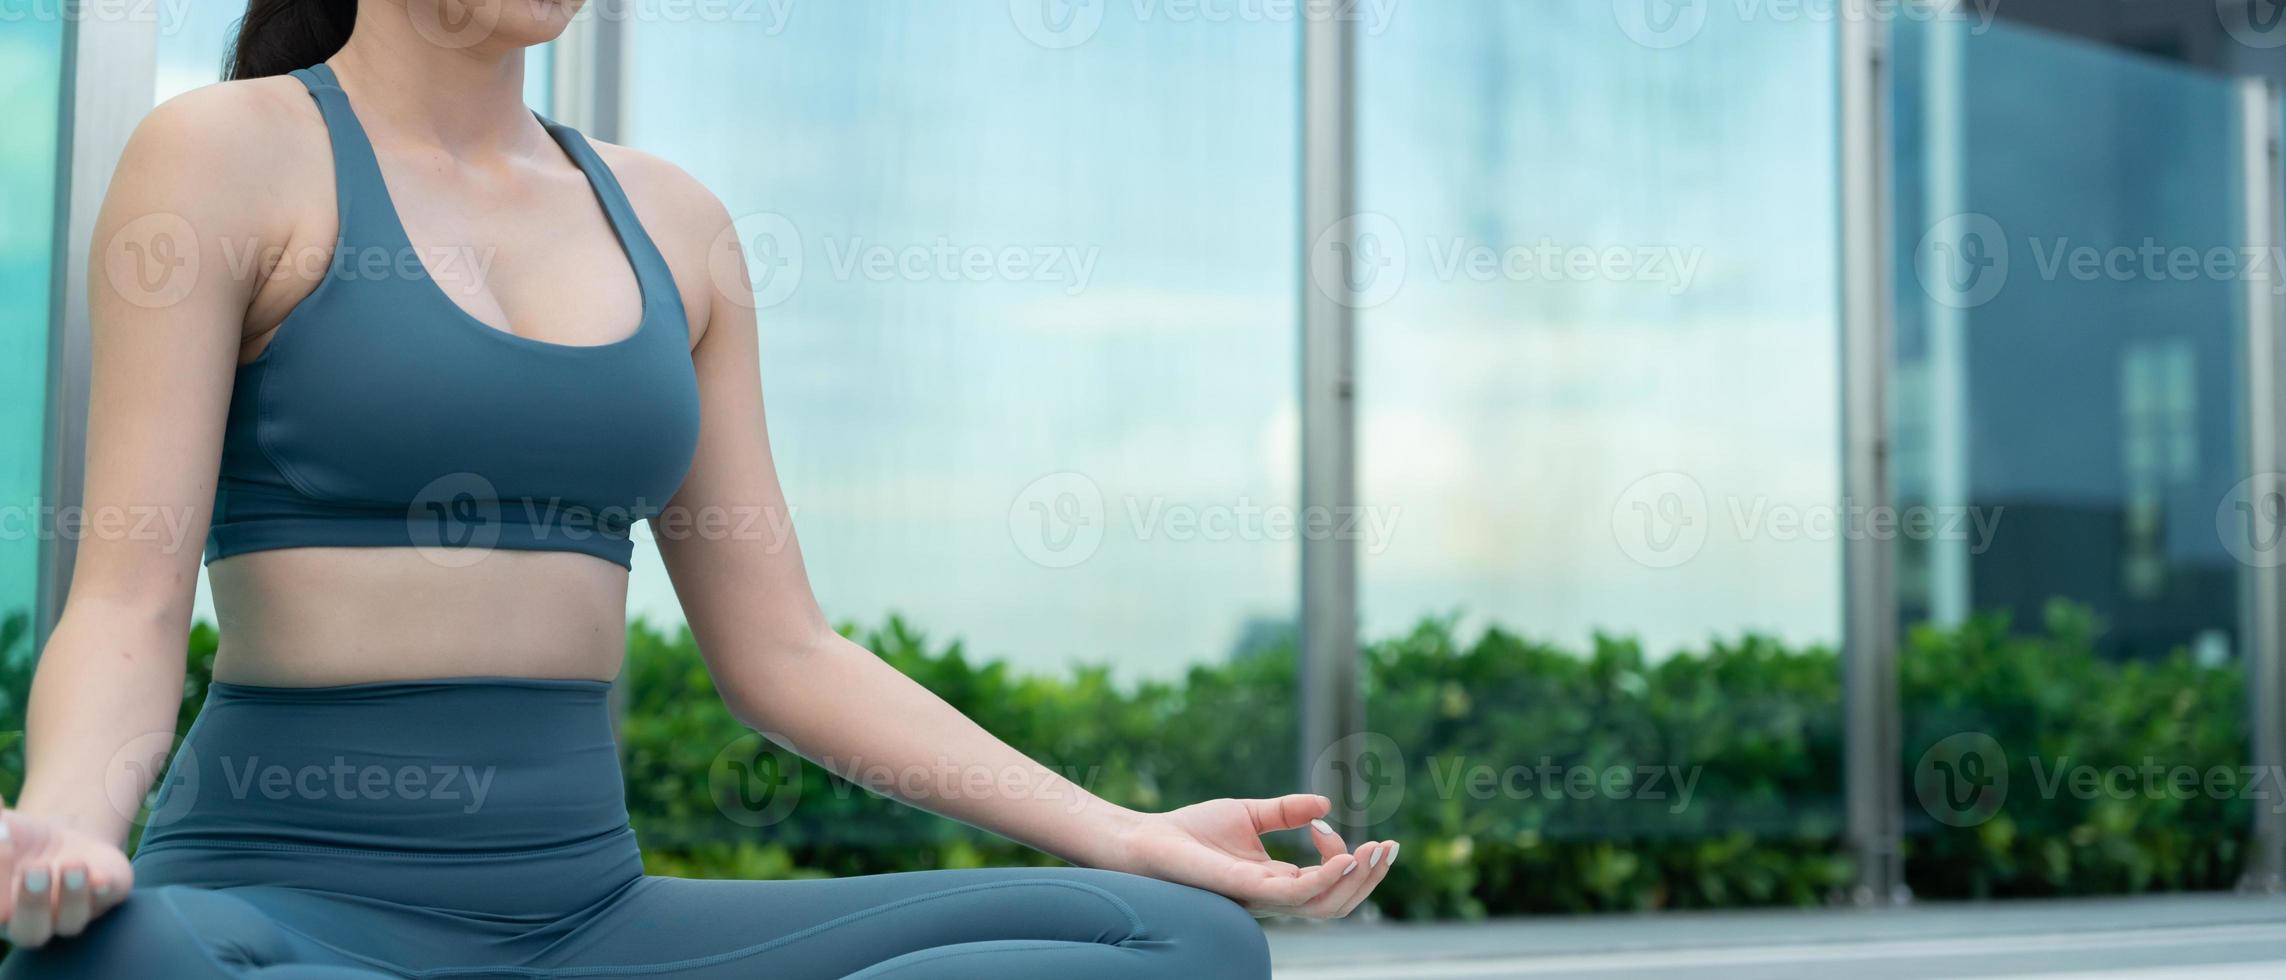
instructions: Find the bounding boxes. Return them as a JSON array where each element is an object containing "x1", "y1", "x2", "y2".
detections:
[
  {"x1": 134, "y1": 676, "x2": 641, "y2": 908},
  {"x1": 132, "y1": 676, "x2": 644, "y2": 913}
]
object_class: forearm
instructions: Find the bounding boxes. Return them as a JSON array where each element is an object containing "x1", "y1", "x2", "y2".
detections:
[
  {"x1": 14, "y1": 598, "x2": 190, "y2": 845},
  {"x1": 721, "y1": 629, "x2": 1145, "y2": 869}
]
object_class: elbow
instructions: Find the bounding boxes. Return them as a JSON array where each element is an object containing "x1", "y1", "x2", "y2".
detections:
[{"x1": 711, "y1": 620, "x2": 841, "y2": 732}]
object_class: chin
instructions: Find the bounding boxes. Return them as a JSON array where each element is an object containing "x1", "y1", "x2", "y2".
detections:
[{"x1": 411, "y1": 0, "x2": 583, "y2": 50}]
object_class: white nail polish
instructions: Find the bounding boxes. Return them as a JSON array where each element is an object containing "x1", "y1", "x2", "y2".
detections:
[
  {"x1": 62, "y1": 870, "x2": 84, "y2": 891},
  {"x1": 1309, "y1": 819, "x2": 1333, "y2": 835},
  {"x1": 1388, "y1": 842, "x2": 1401, "y2": 865},
  {"x1": 23, "y1": 870, "x2": 47, "y2": 894},
  {"x1": 1367, "y1": 847, "x2": 1383, "y2": 868},
  {"x1": 1341, "y1": 861, "x2": 1357, "y2": 877}
]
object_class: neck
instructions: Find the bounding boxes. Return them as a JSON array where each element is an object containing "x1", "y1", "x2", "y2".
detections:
[{"x1": 328, "y1": 3, "x2": 538, "y2": 157}]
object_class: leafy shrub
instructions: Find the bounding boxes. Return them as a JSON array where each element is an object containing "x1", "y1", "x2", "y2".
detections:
[{"x1": 1899, "y1": 602, "x2": 2247, "y2": 898}]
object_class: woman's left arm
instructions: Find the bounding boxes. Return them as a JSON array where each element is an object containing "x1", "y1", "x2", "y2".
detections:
[{"x1": 650, "y1": 186, "x2": 1394, "y2": 919}]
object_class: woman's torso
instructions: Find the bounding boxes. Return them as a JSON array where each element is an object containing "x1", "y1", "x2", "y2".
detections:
[{"x1": 204, "y1": 65, "x2": 704, "y2": 686}]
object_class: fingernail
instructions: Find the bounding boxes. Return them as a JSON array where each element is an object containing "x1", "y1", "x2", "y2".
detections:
[
  {"x1": 23, "y1": 870, "x2": 48, "y2": 893},
  {"x1": 0, "y1": 822, "x2": 12, "y2": 843},
  {"x1": 62, "y1": 870, "x2": 84, "y2": 891},
  {"x1": 1389, "y1": 842, "x2": 1401, "y2": 865},
  {"x1": 94, "y1": 884, "x2": 114, "y2": 899},
  {"x1": 1341, "y1": 861, "x2": 1357, "y2": 877},
  {"x1": 1368, "y1": 846, "x2": 1383, "y2": 868},
  {"x1": 1310, "y1": 819, "x2": 1333, "y2": 835}
]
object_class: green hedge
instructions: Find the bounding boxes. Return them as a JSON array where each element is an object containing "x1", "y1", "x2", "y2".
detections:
[{"x1": 0, "y1": 603, "x2": 2253, "y2": 917}]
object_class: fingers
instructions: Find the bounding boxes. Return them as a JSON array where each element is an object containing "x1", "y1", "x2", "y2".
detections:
[
  {"x1": 1242, "y1": 794, "x2": 1331, "y2": 834},
  {"x1": 82, "y1": 851, "x2": 131, "y2": 925},
  {"x1": 91, "y1": 869, "x2": 130, "y2": 921},
  {"x1": 1337, "y1": 840, "x2": 1398, "y2": 918},
  {"x1": 53, "y1": 864, "x2": 91, "y2": 939},
  {"x1": 1306, "y1": 818, "x2": 1348, "y2": 862},
  {"x1": 1232, "y1": 854, "x2": 1347, "y2": 910},
  {"x1": 8, "y1": 864, "x2": 55, "y2": 948},
  {"x1": 1298, "y1": 840, "x2": 1390, "y2": 918}
]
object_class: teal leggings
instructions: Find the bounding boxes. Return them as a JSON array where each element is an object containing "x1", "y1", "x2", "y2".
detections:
[{"x1": 0, "y1": 680, "x2": 1268, "y2": 979}]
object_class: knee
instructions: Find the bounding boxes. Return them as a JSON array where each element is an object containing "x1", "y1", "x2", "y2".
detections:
[
  {"x1": 1164, "y1": 882, "x2": 1270, "y2": 976},
  {"x1": 1061, "y1": 869, "x2": 1270, "y2": 977}
]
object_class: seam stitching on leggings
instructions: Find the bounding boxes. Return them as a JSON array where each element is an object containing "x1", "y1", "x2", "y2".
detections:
[
  {"x1": 150, "y1": 886, "x2": 250, "y2": 976},
  {"x1": 240, "y1": 877, "x2": 1147, "y2": 978}
]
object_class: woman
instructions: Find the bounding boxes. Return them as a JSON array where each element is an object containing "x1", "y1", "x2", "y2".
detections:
[{"x1": 0, "y1": 1, "x2": 1396, "y2": 976}]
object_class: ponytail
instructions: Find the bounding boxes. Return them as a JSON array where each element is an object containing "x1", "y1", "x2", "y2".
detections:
[{"x1": 225, "y1": 0, "x2": 358, "y2": 80}]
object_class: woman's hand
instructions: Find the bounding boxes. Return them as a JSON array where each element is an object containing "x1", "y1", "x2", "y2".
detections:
[
  {"x1": 1111, "y1": 794, "x2": 1398, "y2": 918},
  {"x1": 0, "y1": 808, "x2": 135, "y2": 948}
]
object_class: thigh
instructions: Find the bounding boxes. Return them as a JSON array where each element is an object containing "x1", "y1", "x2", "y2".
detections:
[
  {"x1": 0, "y1": 886, "x2": 390, "y2": 980},
  {"x1": 546, "y1": 866, "x2": 1269, "y2": 980}
]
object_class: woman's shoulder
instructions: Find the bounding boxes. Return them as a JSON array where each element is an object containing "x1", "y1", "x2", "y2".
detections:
[
  {"x1": 136, "y1": 75, "x2": 327, "y2": 161},
  {"x1": 105, "y1": 76, "x2": 331, "y2": 242},
  {"x1": 118, "y1": 76, "x2": 333, "y2": 220},
  {"x1": 587, "y1": 139, "x2": 735, "y2": 242}
]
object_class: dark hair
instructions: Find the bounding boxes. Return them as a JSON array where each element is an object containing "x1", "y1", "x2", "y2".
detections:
[{"x1": 225, "y1": 0, "x2": 359, "y2": 80}]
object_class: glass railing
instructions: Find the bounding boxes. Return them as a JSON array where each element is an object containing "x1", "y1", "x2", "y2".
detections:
[{"x1": 1892, "y1": 17, "x2": 2253, "y2": 897}]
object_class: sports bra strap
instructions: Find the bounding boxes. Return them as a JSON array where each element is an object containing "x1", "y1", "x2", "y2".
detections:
[
  {"x1": 284, "y1": 62, "x2": 679, "y2": 316},
  {"x1": 287, "y1": 63, "x2": 404, "y2": 248},
  {"x1": 536, "y1": 120, "x2": 680, "y2": 298}
]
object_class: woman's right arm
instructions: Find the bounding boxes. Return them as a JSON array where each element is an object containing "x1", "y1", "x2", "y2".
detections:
[{"x1": 3, "y1": 82, "x2": 299, "y2": 948}]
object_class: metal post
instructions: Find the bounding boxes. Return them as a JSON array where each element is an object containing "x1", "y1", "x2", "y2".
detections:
[
  {"x1": 1920, "y1": 14, "x2": 1970, "y2": 628},
  {"x1": 1838, "y1": 4, "x2": 1905, "y2": 906},
  {"x1": 1299, "y1": 1, "x2": 1365, "y2": 833},
  {"x1": 2237, "y1": 77, "x2": 2286, "y2": 896},
  {"x1": 37, "y1": 6, "x2": 157, "y2": 649}
]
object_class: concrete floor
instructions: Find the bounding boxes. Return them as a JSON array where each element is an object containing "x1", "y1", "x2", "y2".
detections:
[{"x1": 1267, "y1": 894, "x2": 2286, "y2": 979}]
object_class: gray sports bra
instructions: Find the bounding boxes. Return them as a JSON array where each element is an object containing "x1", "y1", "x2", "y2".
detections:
[{"x1": 203, "y1": 64, "x2": 701, "y2": 569}]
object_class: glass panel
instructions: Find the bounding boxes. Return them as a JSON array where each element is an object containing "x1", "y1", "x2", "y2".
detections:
[
  {"x1": 623, "y1": 8, "x2": 1298, "y2": 868},
  {"x1": 523, "y1": 41, "x2": 554, "y2": 115},
  {"x1": 156, "y1": 3, "x2": 240, "y2": 102},
  {"x1": 1356, "y1": 2, "x2": 1844, "y2": 916},
  {"x1": 0, "y1": 15, "x2": 66, "y2": 798},
  {"x1": 1892, "y1": 19, "x2": 2249, "y2": 896}
]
